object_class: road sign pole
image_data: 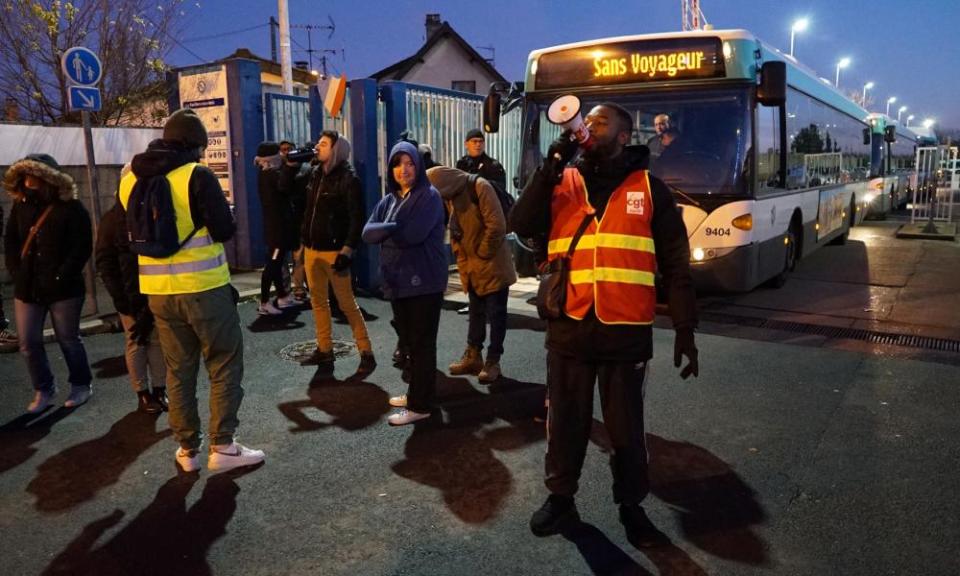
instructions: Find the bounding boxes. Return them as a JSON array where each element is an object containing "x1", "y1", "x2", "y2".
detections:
[{"x1": 81, "y1": 110, "x2": 100, "y2": 316}]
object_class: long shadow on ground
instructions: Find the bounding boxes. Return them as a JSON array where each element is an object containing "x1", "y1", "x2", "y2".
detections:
[
  {"x1": 41, "y1": 465, "x2": 261, "y2": 576},
  {"x1": 27, "y1": 411, "x2": 171, "y2": 512},
  {"x1": 0, "y1": 407, "x2": 76, "y2": 475}
]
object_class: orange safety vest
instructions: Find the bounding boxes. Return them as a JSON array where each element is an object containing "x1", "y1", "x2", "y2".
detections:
[{"x1": 547, "y1": 167, "x2": 657, "y2": 324}]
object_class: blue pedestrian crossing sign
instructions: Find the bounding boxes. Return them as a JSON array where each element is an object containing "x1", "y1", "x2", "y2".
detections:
[
  {"x1": 61, "y1": 47, "x2": 102, "y2": 86},
  {"x1": 68, "y1": 86, "x2": 102, "y2": 112}
]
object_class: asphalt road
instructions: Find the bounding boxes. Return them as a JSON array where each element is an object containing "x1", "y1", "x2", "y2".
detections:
[{"x1": 1, "y1": 290, "x2": 959, "y2": 575}]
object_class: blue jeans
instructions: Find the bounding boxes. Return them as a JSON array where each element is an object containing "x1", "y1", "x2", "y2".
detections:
[
  {"x1": 467, "y1": 287, "x2": 509, "y2": 358},
  {"x1": 15, "y1": 297, "x2": 92, "y2": 394}
]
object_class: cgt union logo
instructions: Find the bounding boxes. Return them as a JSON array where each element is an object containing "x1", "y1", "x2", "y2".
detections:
[{"x1": 626, "y1": 191, "x2": 645, "y2": 215}]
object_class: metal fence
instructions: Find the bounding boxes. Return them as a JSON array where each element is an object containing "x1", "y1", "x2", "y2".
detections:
[
  {"x1": 912, "y1": 146, "x2": 956, "y2": 224},
  {"x1": 264, "y1": 93, "x2": 311, "y2": 147}
]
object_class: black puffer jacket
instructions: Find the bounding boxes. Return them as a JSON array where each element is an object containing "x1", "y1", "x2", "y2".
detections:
[
  {"x1": 456, "y1": 152, "x2": 507, "y2": 189},
  {"x1": 4, "y1": 160, "x2": 92, "y2": 305},
  {"x1": 280, "y1": 161, "x2": 310, "y2": 248},
  {"x1": 300, "y1": 161, "x2": 364, "y2": 251},
  {"x1": 256, "y1": 162, "x2": 296, "y2": 250}
]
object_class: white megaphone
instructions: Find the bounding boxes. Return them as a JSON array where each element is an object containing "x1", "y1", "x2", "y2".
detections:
[{"x1": 547, "y1": 94, "x2": 593, "y2": 149}]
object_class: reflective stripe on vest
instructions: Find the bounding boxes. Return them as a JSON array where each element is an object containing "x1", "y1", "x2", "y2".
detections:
[
  {"x1": 547, "y1": 167, "x2": 657, "y2": 325},
  {"x1": 118, "y1": 163, "x2": 231, "y2": 295}
]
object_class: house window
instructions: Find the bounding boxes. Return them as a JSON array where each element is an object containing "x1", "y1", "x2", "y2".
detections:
[{"x1": 451, "y1": 80, "x2": 476, "y2": 94}]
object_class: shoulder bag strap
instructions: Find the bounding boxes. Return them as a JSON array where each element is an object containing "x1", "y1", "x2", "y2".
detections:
[
  {"x1": 20, "y1": 204, "x2": 55, "y2": 260},
  {"x1": 565, "y1": 211, "x2": 594, "y2": 259}
]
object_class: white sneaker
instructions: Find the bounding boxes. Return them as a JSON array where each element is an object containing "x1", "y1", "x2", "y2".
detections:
[
  {"x1": 276, "y1": 295, "x2": 298, "y2": 308},
  {"x1": 388, "y1": 394, "x2": 407, "y2": 407},
  {"x1": 257, "y1": 301, "x2": 283, "y2": 316},
  {"x1": 388, "y1": 409, "x2": 430, "y2": 426},
  {"x1": 208, "y1": 442, "x2": 265, "y2": 471},
  {"x1": 27, "y1": 390, "x2": 55, "y2": 414},
  {"x1": 64, "y1": 386, "x2": 92, "y2": 408},
  {"x1": 176, "y1": 447, "x2": 201, "y2": 472}
]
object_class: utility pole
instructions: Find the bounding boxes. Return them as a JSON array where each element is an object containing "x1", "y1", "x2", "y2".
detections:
[
  {"x1": 277, "y1": 0, "x2": 293, "y2": 94},
  {"x1": 270, "y1": 16, "x2": 278, "y2": 62}
]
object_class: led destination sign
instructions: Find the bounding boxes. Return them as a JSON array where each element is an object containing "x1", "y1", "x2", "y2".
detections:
[{"x1": 535, "y1": 37, "x2": 726, "y2": 90}]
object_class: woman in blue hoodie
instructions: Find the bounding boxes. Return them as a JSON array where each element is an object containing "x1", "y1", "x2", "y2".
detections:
[{"x1": 363, "y1": 141, "x2": 447, "y2": 426}]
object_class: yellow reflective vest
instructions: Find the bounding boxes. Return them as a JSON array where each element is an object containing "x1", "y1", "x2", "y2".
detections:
[{"x1": 118, "y1": 163, "x2": 231, "y2": 295}]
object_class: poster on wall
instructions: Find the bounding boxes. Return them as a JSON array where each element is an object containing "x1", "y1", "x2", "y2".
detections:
[{"x1": 178, "y1": 65, "x2": 233, "y2": 203}]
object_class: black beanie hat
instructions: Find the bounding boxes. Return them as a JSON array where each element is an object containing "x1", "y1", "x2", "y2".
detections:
[
  {"x1": 163, "y1": 108, "x2": 208, "y2": 148},
  {"x1": 465, "y1": 128, "x2": 484, "y2": 141},
  {"x1": 256, "y1": 141, "x2": 280, "y2": 156}
]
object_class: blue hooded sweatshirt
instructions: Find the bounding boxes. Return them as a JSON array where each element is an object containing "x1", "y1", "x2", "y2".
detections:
[{"x1": 362, "y1": 141, "x2": 447, "y2": 300}]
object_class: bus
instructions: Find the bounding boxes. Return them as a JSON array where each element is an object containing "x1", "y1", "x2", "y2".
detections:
[
  {"x1": 865, "y1": 115, "x2": 920, "y2": 217},
  {"x1": 485, "y1": 29, "x2": 879, "y2": 292}
]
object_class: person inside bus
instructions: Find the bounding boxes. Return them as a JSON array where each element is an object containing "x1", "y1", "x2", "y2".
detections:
[
  {"x1": 511, "y1": 103, "x2": 699, "y2": 548},
  {"x1": 646, "y1": 113, "x2": 680, "y2": 158}
]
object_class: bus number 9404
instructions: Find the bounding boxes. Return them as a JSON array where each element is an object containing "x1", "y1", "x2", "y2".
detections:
[{"x1": 704, "y1": 227, "x2": 732, "y2": 237}]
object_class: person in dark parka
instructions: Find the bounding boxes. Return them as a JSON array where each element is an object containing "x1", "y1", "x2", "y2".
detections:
[{"x1": 254, "y1": 141, "x2": 297, "y2": 315}]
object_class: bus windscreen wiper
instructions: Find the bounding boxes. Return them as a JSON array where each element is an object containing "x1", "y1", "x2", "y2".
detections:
[{"x1": 662, "y1": 178, "x2": 702, "y2": 208}]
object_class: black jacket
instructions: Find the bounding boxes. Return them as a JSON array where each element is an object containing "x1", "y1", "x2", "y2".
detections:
[
  {"x1": 5, "y1": 196, "x2": 92, "y2": 305},
  {"x1": 256, "y1": 165, "x2": 296, "y2": 250},
  {"x1": 95, "y1": 202, "x2": 146, "y2": 316},
  {"x1": 510, "y1": 146, "x2": 697, "y2": 362},
  {"x1": 280, "y1": 161, "x2": 310, "y2": 247},
  {"x1": 456, "y1": 152, "x2": 507, "y2": 189},
  {"x1": 129, "y1": 139, "x2": 236, "y2": 244},
  {"x1": 301, "y1": 161, "x2": 364, "y2": 251}
]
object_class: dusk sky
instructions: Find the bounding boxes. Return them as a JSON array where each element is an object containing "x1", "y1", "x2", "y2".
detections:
[{"x1": 170, "y1": 0, "x2": 960, "y2": 130}]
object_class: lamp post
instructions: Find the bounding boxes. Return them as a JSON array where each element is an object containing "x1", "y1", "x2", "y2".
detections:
[
  {"x1": 906, "y1": 114, "x2": 915, "y2": 127},
  {"x1": 789, "y1": 18, "x2": 809, "y2": 58},
  {"x1": 923, "y1": 118, "x2": 934, "y2": 129},
  {"x1": 861, "y1": 81, "x2": 874, "y2": 106},
  {"x1": 897, "y1": 106, "x2": 908, "y2": 123},
  {"x1": 886, "y1": 97, "x2": 897, "y2": 117},
  {"x1": 835, "y1": 57, "x2": 850, "y2": 88}
]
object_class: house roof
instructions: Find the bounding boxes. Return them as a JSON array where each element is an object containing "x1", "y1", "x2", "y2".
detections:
[
  {"x1": 218, "y1": 48, "x2": 318, "y2": 85},
  {"x1": 370, "y1": 22, "x2": 506, "y2": 85}
]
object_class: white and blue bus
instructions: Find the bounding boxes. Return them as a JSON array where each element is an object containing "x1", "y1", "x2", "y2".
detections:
[{"x1": 486, "y1": 29, "x2": 883, "y2": 292}]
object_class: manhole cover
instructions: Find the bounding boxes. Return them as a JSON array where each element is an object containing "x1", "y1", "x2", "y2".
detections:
[{"x1": 279, "y1": 339, "x2": 357, "y2": 363}]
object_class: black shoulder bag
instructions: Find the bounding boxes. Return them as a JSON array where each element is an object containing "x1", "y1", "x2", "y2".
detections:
[{"x1": 536, "y1": 212, "x2": 593, "y2": 320}]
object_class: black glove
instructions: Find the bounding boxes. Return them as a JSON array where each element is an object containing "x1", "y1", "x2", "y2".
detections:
[
  {"x1": 130, "y1": 308, "x2": 154, "y2": 346},
  {"x1": 332, "y1": 253, "x2": 352, "y2": 273},
  {"x1": 673, "y1": 327, "x2": 699, "y2": 379},
  {"x1": 547, "y1": 129, "x2": 578, "y2": 167}
]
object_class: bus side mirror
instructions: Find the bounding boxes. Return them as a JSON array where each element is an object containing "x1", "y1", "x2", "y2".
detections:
[
  {"x1": 863, "y1": 128, "x2": 871, "y2": 145},
  {"x1": 884, "y1": 125, "x2": 896, "y2": 143},
  {"x1": 757, "y1": 61, "x2": 786, "y2": 106},
  {"x1": 483, "y1": 88, "x2": 502, "y2": 134}
]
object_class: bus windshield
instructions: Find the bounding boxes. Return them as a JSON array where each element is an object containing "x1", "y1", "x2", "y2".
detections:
[{"x1": 521, "y1": 87, "x2": 751, "y2": 198}]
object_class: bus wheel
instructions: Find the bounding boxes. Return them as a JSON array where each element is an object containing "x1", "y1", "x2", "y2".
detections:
[{"x1": 769, "y1": 224, "x2": 799, "y2": 289}]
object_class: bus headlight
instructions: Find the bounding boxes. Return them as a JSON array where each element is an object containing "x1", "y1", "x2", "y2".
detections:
[
  {"x1": 692, "y1": 247, "x2": 705, "y2": 261},
  {"x1": 690, "y1": 246, "x2": 737, "y2": 263}
]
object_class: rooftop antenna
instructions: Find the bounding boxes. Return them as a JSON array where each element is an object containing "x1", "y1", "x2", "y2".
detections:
[
  {"x1": 681, "y1": 0, "x2": 709, "y2": 31},
  {"x1": 292, "y1": 15, "x2": 336, "y2": 73},
  {"x1": 476, "y1": 45, "x2": 495, "y2": 67}
]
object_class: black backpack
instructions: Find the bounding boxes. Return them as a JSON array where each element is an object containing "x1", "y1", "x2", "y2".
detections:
[
  {"x1": 125, "y1": 174, "x2": 197, "y2": 258},
  {"x1": 467, "y1": 173, "x2": 515, "y2": 229}
]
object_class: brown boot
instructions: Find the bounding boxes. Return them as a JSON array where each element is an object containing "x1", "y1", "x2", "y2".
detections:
[
  {"x1": 449, "y1": 345, "x2": 483, "y2": 375},
  {"x1": 478, "y1": 357, "x2": 501, "y2": 383}
]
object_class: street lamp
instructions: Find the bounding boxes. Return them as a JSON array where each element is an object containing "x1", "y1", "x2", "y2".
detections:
[
  {"x1": 886, "y1": 96, "x2": 897, "y2": 117},
  {"x1": 897, "y1": 106, "x2": 908, "y2": 123},
  {"x1": 906, "y1": 114, "x2": 915, "y2": 127},
  {"x1": 923, "y1": 118, "x2": 935, "y2": 129},
  {"x1": 835, "y1": 57, "x2": 851, "y2": 88},
  {"x1": 789, "y1": 18, "x2": 809, "y2": 58},
  {"x1": 861, "y1": 81, "x2": 874, "y2": 106}
]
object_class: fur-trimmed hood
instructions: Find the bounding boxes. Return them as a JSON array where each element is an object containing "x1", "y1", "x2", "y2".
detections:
[{"x1": 4, "y1": 157, "x2": 77, "y2": 202}]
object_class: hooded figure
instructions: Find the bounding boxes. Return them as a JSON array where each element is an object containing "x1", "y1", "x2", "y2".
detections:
[
  {"x1": 4, "y1": 153, "x2": 93, "y2": 412},
  {"x1": 362, "y1": 140, "x2": 446, "y2": 426},
  {"x1": 427, "y1": 166, "x2": 517, "y2": 383},
  {"x1": 254, "y1": 141, "x2": 295, "y2": 314}
]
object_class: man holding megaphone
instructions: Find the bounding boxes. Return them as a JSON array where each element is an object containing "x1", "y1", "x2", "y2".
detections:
[{"x1": 510, "y1": 97, "x2": 699, "y2": 548}]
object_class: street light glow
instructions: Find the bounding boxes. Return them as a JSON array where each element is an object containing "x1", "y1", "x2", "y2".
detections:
[
  {"x1": 862, "y1": 81, "x2": 874, "y2": 106},
  {"x1": 906, "y1": 114, "x2": 915, "y2": 127},
  {"x1": 923, "y1": 118, "x2": 934, "y2": 129},
  {"x1": 897, "y1": 105, "x2": 908, "y2": 123},
  {"x1": 835, "y1": 57, "x2": 851, "y2": 88},
  {"x1": 789, "y1": 17, "x2": 809, "y2": 57},
  {"x1": 886, "y1": 96, "x2": 897, "y2": 116}
]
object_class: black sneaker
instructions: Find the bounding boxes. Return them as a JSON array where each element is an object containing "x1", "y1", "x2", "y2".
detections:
[
  {"x1": 137, "y1": 390, "x2": 162, "y2": 414},
  {"x1": 619, "y1": 504, "x2": 669, "y2": 548},
  {"x1": 152, "y1": 387, "x2": 169, "y2": 412},
  {"x1": 357, "y1": 352, "x2": 377, "y2": 376},
  {"x1": 300, "y1": 350, "x2": 334, "y2": 367},
  {"x1": 530, "y1": 495, "x2": 579, "y2": 537}
]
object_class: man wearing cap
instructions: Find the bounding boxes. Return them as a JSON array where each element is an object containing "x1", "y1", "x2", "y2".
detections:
[
  {"x1": 456, "y1": 128, "x2": 507, "y2": 190},
  {"x1": 117, "y1": 108, "x2": 265, "y2": 473}
]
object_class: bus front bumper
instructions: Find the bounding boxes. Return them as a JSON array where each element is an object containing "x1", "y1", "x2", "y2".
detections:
[{"x1": 688, "y1": 243, "x2": 760, "y2": 294}]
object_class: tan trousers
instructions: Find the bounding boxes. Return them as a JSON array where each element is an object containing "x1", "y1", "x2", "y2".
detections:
[{"x1": 304, "y1": 248, "x2": 371, "y2": 353}]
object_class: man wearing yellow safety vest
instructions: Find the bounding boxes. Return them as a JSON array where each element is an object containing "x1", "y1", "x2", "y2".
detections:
[
  {"x1": 118, "y1": 108, "x2": 265, "y2": 473},
  {"x1": 511, "y1": 102, "x2": 698, "y2": 548}
]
